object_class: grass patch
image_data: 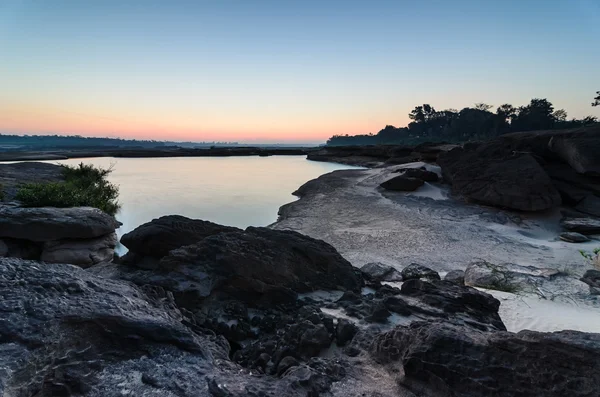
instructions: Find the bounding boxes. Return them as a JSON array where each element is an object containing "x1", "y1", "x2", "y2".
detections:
[{"x1": 15, "y1": 163, "x2": 120, "y2": 215}]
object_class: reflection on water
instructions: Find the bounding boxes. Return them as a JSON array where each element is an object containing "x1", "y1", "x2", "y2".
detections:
[{"x1": 53, "y1": 156, "x2": 359, "y2": 251}]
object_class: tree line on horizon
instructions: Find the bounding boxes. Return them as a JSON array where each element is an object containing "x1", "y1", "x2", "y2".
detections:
[
  {"x1": 327, "y1": 94, "x2": 600, "y2": 146},
  {"x1": 0, "y1": 133, "x2": 240, "y2": 150}
]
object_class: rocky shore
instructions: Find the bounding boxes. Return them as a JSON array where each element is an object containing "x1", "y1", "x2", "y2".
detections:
[{"x1": 1, "y1": 126, "x2": 599, "y2": 396}]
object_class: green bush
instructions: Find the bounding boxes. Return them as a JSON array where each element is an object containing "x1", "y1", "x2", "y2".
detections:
[{"x1": 15, "y1": 163, "x2": 120, "y2": 215}]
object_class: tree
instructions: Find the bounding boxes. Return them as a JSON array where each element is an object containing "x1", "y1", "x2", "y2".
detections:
[
  {"x1": 474, "y1": 103, "x2": 493, "y2": 112},
  {"x1": 511, "y1": 98, "x2": 555, "y2": 131},
  {"x1": 496, "y1": 104, "x2": 516, "y2": 122},
  {"x1": 553, "y1": 109, "x2": 568, "y2": 122},
  {"x1": 593, "y1": 91, "x2": 600, "y2": 107}
]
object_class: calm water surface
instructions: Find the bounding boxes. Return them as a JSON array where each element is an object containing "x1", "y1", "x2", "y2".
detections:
[{"x1": 53, "y1": 156, "x2": 359, "y2": 250}]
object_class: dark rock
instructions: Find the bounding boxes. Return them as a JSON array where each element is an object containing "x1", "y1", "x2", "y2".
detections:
[
  {"x1": 438, "y1": 147, "x2": 561, "y2": 211},
  {"x1": 400, "y1": 279, "x2": 506, "y2": 331},
  {"x1": 360, "y1": 262, "x2": 402, "y2": 282},
  {"x1": 575, "y1": 195, "x2": 600, "y2": 218},
  {"x1": 561, "y1": 217, "x2": 600, "y2": 234},
  {"x1": 549, "y1": 135, "x2": 600, "y2": 176},
  {"x1": 581, "y1": 270, "x2": 600, "y2": 293},
  {"x1": 401, "y1": 263, "x2": 441, "y2": 281},
  {"x1": 335, "y1": 319, "x2": 358, "y2": 346},
  {"x1": 399, "y1": 168, "x2": 439, "y2": 182},
  {"x1": 120, "y1": 215, "x2": 241, "y2": 258},
  {"x1": 0, "y1": 206, "x2": 121, "y2": 242},
  {"x1": 380, "y1": 176, "x2": 424, "y2": 192},
  {"x1": 464, "y1": 261, "x2": 560, "y2": 293},
  {"x1": 559, "y1": 232, "x2": 590, "y2": 243},
  {"x1": 371, "y1": 321, "x2": 600, "y2": 397},
  {"x1": 367, "y1": 301, "x2": 391, "y2": 323},
  {"x1": 40, "y1": 232, "x2": 118, "y2": 267},
  {"x1": 383, "y1": 296, "x2": 411, "y2": 316},
  {"x1": 145, "y1": 227, "x2": 362, "y2": 304},
  {"x1": 277, "y1": 356, "x2": 300, "y2": 376},
  {"x1": 444, "y1": 270, "x2": 465, "y2": 285}
]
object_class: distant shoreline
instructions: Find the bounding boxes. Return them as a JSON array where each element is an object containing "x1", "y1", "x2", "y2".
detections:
[{"x1": 0, "y1": 146, "x2": 319, "y2": 162}]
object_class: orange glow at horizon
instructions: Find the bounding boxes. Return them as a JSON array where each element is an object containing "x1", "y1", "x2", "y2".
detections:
[{"x1": 0, "y1": 101, "x2": 408, "y2": 142}]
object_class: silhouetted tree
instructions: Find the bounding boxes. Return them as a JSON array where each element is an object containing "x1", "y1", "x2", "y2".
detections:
[
  {"x1": 511, "y1": 98, "x2": 555, "y2": 131},
  {"x1": 553, "y1": 109, "x2": 568, "y2": 122},
  {"x1": 593, "y1": 91, "x2": 600, "y2": 106},
  {"x1": 474, "y1": 103, "x2": 493, "y2": 112}
]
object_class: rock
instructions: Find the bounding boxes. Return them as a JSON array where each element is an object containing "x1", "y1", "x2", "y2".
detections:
[
  {"x1": 400, "y1": 279, "x2": 506, "y2": 331},
  {"x1": 438, "y1": 148, "x2": 561, "y2": 211},
  {"x1": 398, "y1": 168, "x2": 439, "y2": 182},
  {"x1": 443, "y1": 270, "x2": 465, "y2": 285},
  {"x1": 120, "y1": 215, "x2": 241, "y2": 259},
  {"x1": 299, "y1": 323, "x2": 332, "y2": 356},
  {"x1": 464, "y1": 261, "x2": 560, "y2": 293},
  {"x1": 401, "y1": 263, "x2": 441, "y2": 281},
  {"x1": 371, "y1": 321, "x2": 600, "y2": 397},
  {"x1": 0, "y1": 240, "x2": 7, "y2": 257},
  {"x1": 0, "y1": 257, "x2": 357, "y2": 397},
  {"x1": 368, "y1": 301, "x2": 391, "y2": 323},
  {"x1": 581, "y1": 270, "x2": 600, "y2": 294},
  {"x1": 559, "y1": 232, "x2": 590, "y2": 243},
  {"x1": 575, "y1": 195, "x2": 600, "y2": 218},
  {"x1": 561, "y1": 217, "x2": 600, "y2": 234},
  {"x1": 0, "y1": 258, "x2": 216, "y2": 396},
  {"x1": 380, "y1": 176, "x2": 424, "y2": 192},
  {"x1": 335, "y1": 319, "x2": 358, "y2": 346},
  {"x1": 40, "y1": 232, "x2": 118, "y2": 267},
  {"x1": 360, "y1": 262, "x2": 402, "y2": 282},
  {"x1": 0, "y1": 206, "x2": 120, "y2": 242},
  {"x1": 0, "y1": 162, "x2": 64, "y2": 201},
  {"x1": 124, "y1": 227, "x2": 362, "y2": 305},
  {"x1": 549, "y1": 135, "x2": 600, "y2": 176},
  {"x1": 277, "y1": 356, "x2": 300, "y2": 376}
]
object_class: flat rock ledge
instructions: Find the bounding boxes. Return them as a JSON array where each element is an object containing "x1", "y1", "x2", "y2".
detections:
[{"x1": 0, "y1": 205, "x2": 120, "y2": 267}]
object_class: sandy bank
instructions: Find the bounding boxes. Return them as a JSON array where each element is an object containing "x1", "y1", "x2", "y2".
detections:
[{"x1": 272, "y1": 162, "x2": 600, "y2": 333}]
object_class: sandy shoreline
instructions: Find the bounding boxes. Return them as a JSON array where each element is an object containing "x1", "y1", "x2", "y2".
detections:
[{"x1": 272, "y1": 162, "x2": 600, "y2": 333}]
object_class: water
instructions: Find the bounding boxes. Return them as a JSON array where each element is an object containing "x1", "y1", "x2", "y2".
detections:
[{"x1": 52, "y1": 156, "x2": 360, "y2": 250}]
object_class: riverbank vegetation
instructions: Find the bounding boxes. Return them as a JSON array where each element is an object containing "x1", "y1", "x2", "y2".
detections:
[
  {"x1": 15, "y1": 163, "x2": 120, "y2": 215},
  {"x1": 327, "y1": 96, "x2": 599, "y2": 146}
]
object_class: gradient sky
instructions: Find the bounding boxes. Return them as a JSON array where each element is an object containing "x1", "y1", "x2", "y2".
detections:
[{"x1": 1, "y1": 0, "x2": 599, "y2": 143}]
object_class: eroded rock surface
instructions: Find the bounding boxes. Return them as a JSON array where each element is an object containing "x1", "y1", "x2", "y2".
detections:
[
  {"x1": 0, "y1": 205, "x2": 121, "y2": 242},
  {"x1": 371, "y1": 321, "x2": 600, "y2": 397}
]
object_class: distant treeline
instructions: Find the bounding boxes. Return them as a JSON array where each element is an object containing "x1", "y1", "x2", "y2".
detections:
[
  {"x1": 0, "y1": 134, "x2": 240, "y2": 150},
  {"x1": 327, "y1": 98, "x2": 599, "y2": 146}
]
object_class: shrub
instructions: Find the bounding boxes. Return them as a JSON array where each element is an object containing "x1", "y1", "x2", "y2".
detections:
[
  {"x1": 15, "y1": 163, "x2": 120, "y2": 215},
  {"x1": 580, "y1": 248, "x2": 600, "y2": 270}
]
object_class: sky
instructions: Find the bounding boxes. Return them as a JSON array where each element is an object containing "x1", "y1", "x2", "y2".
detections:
[{"x1": 0, "y1": 0, "x2": 599, "y2": 143}]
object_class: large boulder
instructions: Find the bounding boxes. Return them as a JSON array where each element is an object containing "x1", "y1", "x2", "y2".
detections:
[
  {"x1": 549, "y1": 135, "x2": 600, "y2": 176},
  {"x1": 122, "y1": 227, "x2": 363, "y2": 304},
  {"x1": 438, "y1": 147, "x2": 561, "y2": 211},
  {"x1": 371, "y1": 321, "x2": 600, "y2": 397},
  {"x1": 0, "y1": 205, "x2": 121, "y2": 242},
  {"x1": 380, "y1": 176, "x2": 424, "y2": 192},
  {"x1": 120, "y1": 215, "x2": 240, "y2": 258},
  {"x1": 40, "y1": 232, "x2": 118, "y2": 267},
  {"x1": 575, "y1": 195, "x2": 600, "y2": 218}
]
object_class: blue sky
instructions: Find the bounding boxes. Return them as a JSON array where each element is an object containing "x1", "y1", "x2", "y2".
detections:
[{"x1": 0, "y1": 0, "x2": 598, "y2": 142}]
